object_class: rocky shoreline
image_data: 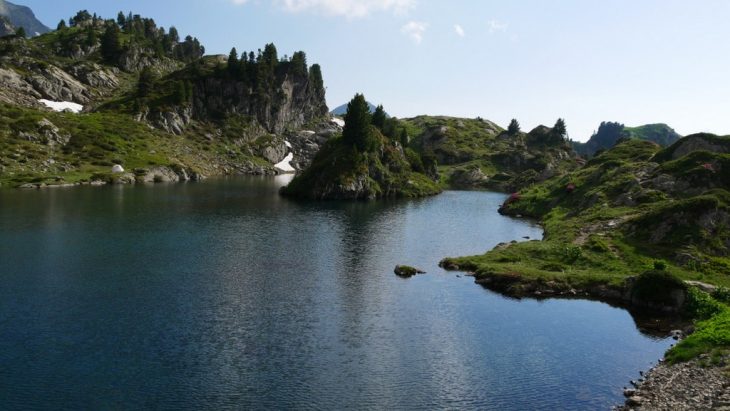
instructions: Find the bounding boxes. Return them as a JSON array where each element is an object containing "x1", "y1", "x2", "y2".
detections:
[
  {"x1": 439, "y1": 258, "x2": 730, "y2": 410},
  {"x1": 616, "y1": 353, "x2": 729, "y2": 410}
]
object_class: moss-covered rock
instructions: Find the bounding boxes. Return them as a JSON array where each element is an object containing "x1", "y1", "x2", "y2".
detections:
[{"x1": 394, "y1": 265, "x2": 425, "y2": 278}]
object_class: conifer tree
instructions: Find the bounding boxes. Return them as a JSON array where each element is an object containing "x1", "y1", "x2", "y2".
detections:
[
  {"x1": 117, "y1": 11, "x2": 126, "y2": 27},
  {"x1": 15, "y1": 27, "x2": 26, "y2": 38},
  {"x1": 343, "y1": 94, "x2": 375, "y2": 152},
  {"x1": 553, "y1": 118, "x2": 567, "y2": 138},
  {"x1": 101, "y1": 24, "x2": 122, "y2": 63},
  {"x1": 228, "y1": 47, "x2": 238, "y2": 75},
  {"x1": 57, "y1": 19, "x2": 67, "y2": 31},
  {"x1": 508, "y1": 119, "x2": 520, "y2": 135},
  {"x1": 371, "y1": 105, "x2": 386, "y2": 131}
]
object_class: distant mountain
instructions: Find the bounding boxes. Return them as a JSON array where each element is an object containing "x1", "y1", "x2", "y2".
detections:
[
  {"x1": 0, "y1": 15, "x2": 13, "y2": 36},
  {"x1": 573, "y1": 122, "x2": 681, "y2": 157},
  {"x1": 330, "y1": 101, "x2": 379, "y2": 116},
  {"x1": 0, "y1": 0, "x2": 50, "y2": 36}
]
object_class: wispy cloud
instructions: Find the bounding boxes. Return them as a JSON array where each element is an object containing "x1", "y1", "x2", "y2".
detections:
[
  {"x1": 232, "y1": 0, "x2": 417, "y2": 19},
  {"x1": 487, "y1": 19, "x2": 508, "y2": 33},
  {"x1": 401, "y1": 21, "x2": 428, "y2": 44},
  {"x1": 454, "y1": 24, "x2": 465, "y2": 37}
]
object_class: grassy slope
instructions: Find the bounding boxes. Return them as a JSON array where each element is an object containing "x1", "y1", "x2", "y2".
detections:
[
  {"x1": 0, "y1": 103, "x2": 270, "y2": 187},
  {"x1": 0, "y1": 27, "x2": 318, "y2": 187},
  {"x1": 402, "y1": 115, "x2": 579, "y2": 190},
  {"x1": 442, "y1": 137, "x2": 730, "y2": 360}
]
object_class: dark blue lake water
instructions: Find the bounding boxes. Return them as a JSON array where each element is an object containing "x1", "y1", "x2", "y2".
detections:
[{"x1": 0, "y1": 176, "x2": 672, "y2": 410}]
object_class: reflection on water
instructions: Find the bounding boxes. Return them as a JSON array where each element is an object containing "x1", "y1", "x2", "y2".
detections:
[{"x1": 0, "y1": 177, "x2": 672, "y2": 410}]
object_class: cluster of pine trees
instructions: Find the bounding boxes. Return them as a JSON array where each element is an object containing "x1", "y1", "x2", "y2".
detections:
[
  {"x1": 508, "y1": 117, "x2": 569, "y2": 145},
  {"x1": 223, "y1": 44, "x2": 324, "y2": 103},
  {"x1": 340, "y1": 94, "x2": 436, "y2": 176},
  {"x1": 55, "y1": 10, "x2": 205, "y2": 66}
]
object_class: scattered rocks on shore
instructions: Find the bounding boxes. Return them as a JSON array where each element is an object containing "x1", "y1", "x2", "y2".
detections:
[{"x1": 616, "y1": 354, "x2": 730, "y2": 410}]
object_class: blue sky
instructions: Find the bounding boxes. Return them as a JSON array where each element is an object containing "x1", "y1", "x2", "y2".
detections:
[{"x1": 19, "y1": 0, "x2": 730, "y2": 141}]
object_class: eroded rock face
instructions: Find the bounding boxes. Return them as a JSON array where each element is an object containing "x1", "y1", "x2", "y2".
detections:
[
  {"x1": 261, "y1": 140, "x2": 288, "y2": 164},
  {"x1": 67, "y1": 63, "x2": 119, "y2": 90},
  {"x1": 149, "y1": 106, "x2": 192, "y2": 135},
  {"x1": 670, "y1": 136, "x2": 727, "y2": 160},
  {"x1": 18, "y1": 118, "x2": 70, "y2": 146},
  {"x1": 28, "y1": 64, "x2": 91, "y2": 103},
  {"x1": 449, "y1": 167, "x2": 488, "y2": 188},
  {"x1": 190, "y1": 74, "x2": 328, "y2": 136}
]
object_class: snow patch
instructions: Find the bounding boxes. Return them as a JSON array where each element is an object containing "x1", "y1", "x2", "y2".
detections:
[
  {"x1": 274, "y1": 152, "x2": 295, "y2": 173},
  {"x1": 330, "y1": 117, "x2": 345, "y2": 127},
  {"x1": 39, "y1": 99, "x2": 83, "y2": 113},
  {"x1": 284, "y1": 140, "x2": 292, "y2": 148}
]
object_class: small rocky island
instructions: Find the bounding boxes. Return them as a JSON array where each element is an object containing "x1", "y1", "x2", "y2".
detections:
[{"x1": 280, "y1": 94, "x2": 441, "y2": 200}]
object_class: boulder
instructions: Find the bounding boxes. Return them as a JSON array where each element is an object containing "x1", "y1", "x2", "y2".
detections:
[{"x1": 394, "y1": 265, "x2": 426, "y2": 278}]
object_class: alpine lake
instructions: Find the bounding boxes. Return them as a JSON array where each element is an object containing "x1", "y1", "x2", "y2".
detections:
[{"x1": 0, "y1": 176, "x2": 674, "y2": 410}]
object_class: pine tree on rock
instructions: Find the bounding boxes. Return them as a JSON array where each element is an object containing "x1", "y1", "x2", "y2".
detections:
[
  {"x1": 508, "y1": 119, "x2": 521, "y2": 135},
  {"x1": 372, "y1": 105, "x2": 386, "y2": 131},
  {"x1": 553, "y1": 118, "x2": 568, "y2": 138},
  {"x1": 101, "y1": 24, "x2": 122, "y2": 63},
  {"x1": 228, "y1": 47, "x2": 238, "y2": 76},
  {"x1": 343, "y1": 94, "x2": 375, "y2": 152}
]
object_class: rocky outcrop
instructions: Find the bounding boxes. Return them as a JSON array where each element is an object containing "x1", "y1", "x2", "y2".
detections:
[
  {"x1": 18, "y1": 118, "x2": 70, "y2": 146},
  {"x1": 653, "y1": 133, "x2": 730, "y2": 162},
  {"x1": 67, "y1": 63, "x2": 119, "y2": 90},
  {"x1": 136, "y1": 165, "x2": 204, "y2": 183},
  {"x1": 281, "y1": 130, "x2": 441, "y2": 200},
  {"x1": 189, "y1": 74, "x2": 327, "y2": 135},
  {"x1": 27, "y1": 64, "x2": 92, "y2": 103},
  {"x1": 0, "y1": 60, "x2": 121, "y2": 108},
  {"x1": 394, "y1": 265, "x2": 426, "y2": 278},
  {"x1": 261, "y1": 139, "x2": 288, "y2": 164},
  {"x1": 0, "y1": 15, "x2": 13, "y2": 36},
  {"x1": 137, "y1": 105, "x2": 193, "y2": 135},
  {"x1": 449, "y1": 166, "x2": 489, "y2": 189},
  {"x1": 285, "y1": 119, "x2": 342, "y2": 170},
  {"x1": 118, "y1": 47, "x2": 182, "y2": 73}
]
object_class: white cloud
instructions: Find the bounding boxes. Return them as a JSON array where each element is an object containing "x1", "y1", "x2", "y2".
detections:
[
  {"x1": 233, "y1": 0, "x2": 417, "y2": 18},
  {"x1": 488, "y1": 19, "x2": 508, "y2": 33},
  {"x1": 401, "y1": 21, "x2": 428, "y2": 44},
  {"x1": 454, "y1": 24, "x2": 465, "y2": 37}
]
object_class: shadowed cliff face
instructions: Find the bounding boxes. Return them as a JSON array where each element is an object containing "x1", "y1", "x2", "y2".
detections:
[{"x1": 192, "y1": 72, "x2": 328, "y2": 134}]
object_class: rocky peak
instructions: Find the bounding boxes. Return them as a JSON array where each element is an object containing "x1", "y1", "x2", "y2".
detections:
[{"x1": 0, "y1": 0, "x2": 50, "y2": 36}]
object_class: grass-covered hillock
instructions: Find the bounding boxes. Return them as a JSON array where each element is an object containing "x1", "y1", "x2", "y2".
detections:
[
  {"x1": 401, "y1": 116, "x2": 580, "y2": 191},
  {"x1": 442, "y1": 135, "x2": 730, "y2": 359},
  {"x1": 572, "y1": 121, "x2": 681, "y2": 158}
]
